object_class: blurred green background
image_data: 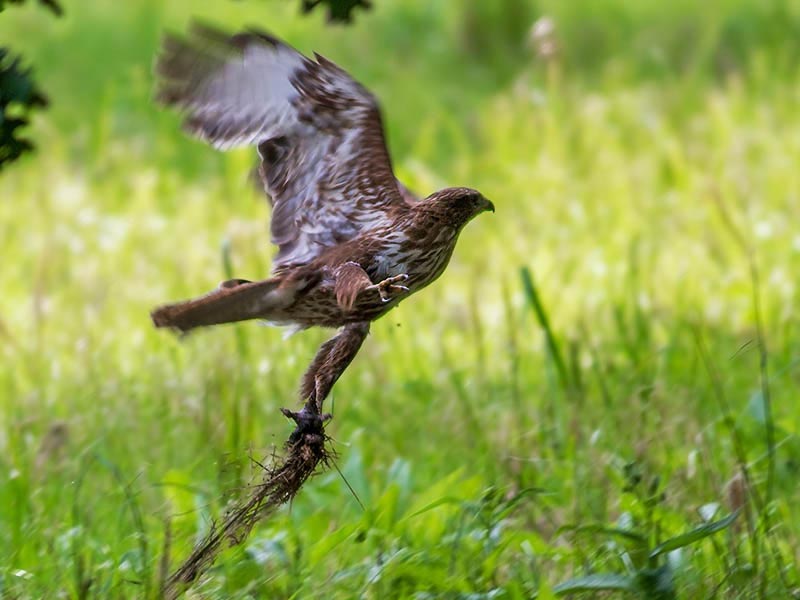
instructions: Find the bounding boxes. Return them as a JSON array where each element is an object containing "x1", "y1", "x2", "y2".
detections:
[{"x1": 1, "y1": 0, "x2": 799, "y2": 597}]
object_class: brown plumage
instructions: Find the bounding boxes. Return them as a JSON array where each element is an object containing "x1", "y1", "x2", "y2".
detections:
[{"x1": 151, "y1": 23, "x2": 493, "y2": 414}]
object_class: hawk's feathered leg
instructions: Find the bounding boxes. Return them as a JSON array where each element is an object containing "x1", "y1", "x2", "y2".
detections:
[
  {"x1": 301, "y1": 321, "x2": 370, "y2": 409},
  {"x1": 282, "y1": 321, "x2": 369, "y2": 443},
  {"x1": 334, "y1": 262, "x2": 373, "y2": 311}
]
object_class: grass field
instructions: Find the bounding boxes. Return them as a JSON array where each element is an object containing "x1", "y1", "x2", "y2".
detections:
[{"x1": 2, "y1": 0, "x2": 800, "y2": 597}]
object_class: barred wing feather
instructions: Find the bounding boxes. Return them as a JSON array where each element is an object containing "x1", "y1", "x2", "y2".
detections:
[{"x1": 156, "y1": 22, "x2": 413, "y2": 272}]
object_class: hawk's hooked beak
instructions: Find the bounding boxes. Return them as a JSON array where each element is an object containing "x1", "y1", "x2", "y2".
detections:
[{"x1": 483, "y1": 198, "x2": 495, "y2": 213}]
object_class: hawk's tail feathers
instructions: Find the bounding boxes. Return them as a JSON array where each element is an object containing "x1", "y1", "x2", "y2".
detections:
[{"x1": 151, "y1": 278, "x2": 289, "y2": 333}]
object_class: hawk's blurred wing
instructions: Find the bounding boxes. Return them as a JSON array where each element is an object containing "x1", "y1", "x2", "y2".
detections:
[{"x1": 156, "y1": 23, "x2": 413, "y2": 272}]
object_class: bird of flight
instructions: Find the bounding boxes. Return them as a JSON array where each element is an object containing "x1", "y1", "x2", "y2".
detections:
[{"x1": 151, "y1": 23, "x2": 494, "y2": 432}]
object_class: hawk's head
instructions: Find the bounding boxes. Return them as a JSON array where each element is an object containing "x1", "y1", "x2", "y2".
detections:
[{"x1": 424, "y1": 187, "x2": 494, "y2": 227}]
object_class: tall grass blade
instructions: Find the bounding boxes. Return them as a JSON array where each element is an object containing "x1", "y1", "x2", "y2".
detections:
[{"x1": 520, "y1": 266, "x2": 570, "y2": 393}]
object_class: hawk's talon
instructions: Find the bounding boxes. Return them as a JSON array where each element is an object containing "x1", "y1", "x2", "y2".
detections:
[
  {"x1": 281, "y1": 405, "x2": 332, "y2": 445},
  {"x1": 367, "y1": 273, "x2": 410, "y2": 303}
]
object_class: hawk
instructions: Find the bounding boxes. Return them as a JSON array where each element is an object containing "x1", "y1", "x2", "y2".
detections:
[{"x1": 151, "y1": 23, "x2": 493, "y2": 432}]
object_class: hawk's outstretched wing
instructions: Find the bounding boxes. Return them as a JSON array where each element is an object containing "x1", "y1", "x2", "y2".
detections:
[{"x1": 156, "y1": 23, "x2": 413, "y2": 272}]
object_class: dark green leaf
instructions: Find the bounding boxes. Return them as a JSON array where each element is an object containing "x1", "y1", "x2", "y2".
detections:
[
  {"x1": 0, "y1": 0, "x2": 61, "y2": 172},
  {"x1": 300, "y1": 0, "x2": 371, "y2": 23},
  {"x1": 553, "y1": 573, "x2": 637, "y2": 595},
  {"x1": 0, "y1": 0, "x2": 62, "y2": 15},
  {"x1": 650, "y1": 510, "x2": 740, "y2": 557}
]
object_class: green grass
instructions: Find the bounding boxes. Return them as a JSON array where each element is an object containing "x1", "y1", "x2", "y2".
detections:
[{"x1": 1, "y1": 0, "x2": 800, "y2": 597}]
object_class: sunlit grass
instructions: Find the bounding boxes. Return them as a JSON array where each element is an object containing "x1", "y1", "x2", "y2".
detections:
[{"x1": 1, "y1": 1, "x2": 799, "y2": 597}]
